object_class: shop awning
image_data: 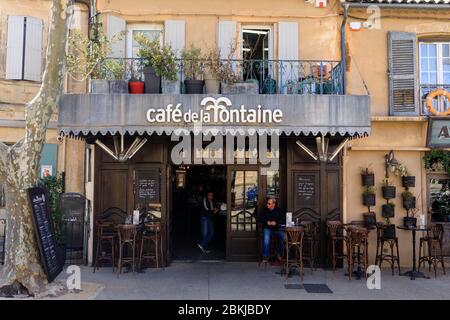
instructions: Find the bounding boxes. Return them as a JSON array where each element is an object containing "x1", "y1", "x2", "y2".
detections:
[{"x1": 58, "y1": 94, "x2": 371, "y2": 137}]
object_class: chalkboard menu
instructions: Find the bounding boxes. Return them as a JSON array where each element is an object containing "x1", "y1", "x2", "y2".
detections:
[
  {"x1": 136, "y1": 169, "x2": 160, "y2": 204},
  {"x1": 295, "y1": 174, "x2": 316, "y2": 206},
  {"x1": 27, "y1": 187, "x2": 64, "y2": 282}
]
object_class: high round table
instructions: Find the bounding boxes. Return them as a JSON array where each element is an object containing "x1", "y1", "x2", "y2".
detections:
[{"x1": 397, "y1": 225, "x2": 430, "y2": 280}]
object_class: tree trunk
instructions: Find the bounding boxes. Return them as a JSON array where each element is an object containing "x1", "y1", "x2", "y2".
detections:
[{"x1": 0, "y1": 0, "x2": 70, "y2": 295}]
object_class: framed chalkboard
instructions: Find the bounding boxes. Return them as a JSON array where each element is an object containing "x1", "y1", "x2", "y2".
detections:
[
  {"x1": 27, "y1": 187, "x2": 64, "y2": 282},
  {"x1": 135, "y1": 169, "x2": 160, "y2": 205},
  {"x1": 295, "y1": 174, "x2": 316, "y2": 206}
]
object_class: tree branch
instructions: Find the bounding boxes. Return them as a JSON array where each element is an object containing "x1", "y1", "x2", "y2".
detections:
[{"x1": 0, "y1": 142, "x2": 9, "y2": 180}]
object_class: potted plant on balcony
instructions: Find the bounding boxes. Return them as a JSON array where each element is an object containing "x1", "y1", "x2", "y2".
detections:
[
  {"x1": 106, "y1": 59, "x2": 128, "y2": 94},
  {"x1": 128, "y1": 63, "x2": 144, "y2": 94},
  {"x1": 134, "y1": 34, "x2": 178, "y2": 94},
  {"x1": 182, "y1": 43, "x2": 204, "y2": 94},
  {"x1": 66, "y1": 28, "x2": 124, "y2": 93},
  {"x1": 203, "y1": 47, "x2": 221, "y2": 94},
  {"x1": 381, "y1": 178, "x2": 396, "y2": 200}
]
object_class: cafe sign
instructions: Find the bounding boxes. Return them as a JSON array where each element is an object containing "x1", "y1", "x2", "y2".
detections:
[
  {"x1": 427, "y1": 117, "x2": 450, "y2": 148},
  {"x1": 146, "y1": 97, "x2": 283, "y2": 124}
]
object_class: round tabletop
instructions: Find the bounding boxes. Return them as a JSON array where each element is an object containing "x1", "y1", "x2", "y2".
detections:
[{"x1": 397, "y1": 225, "x2": 429, "y2": 232}]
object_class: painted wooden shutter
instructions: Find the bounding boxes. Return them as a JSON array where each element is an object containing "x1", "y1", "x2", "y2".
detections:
[
  {"x1": 388, "y1": 32, "x2": 418, "y2": 116},
  {"x1": 23, "y1": 17, "x2": 43, "y2": 81},
  {"x1": 5, "y1": 16, "x2": 25, "y2": 80},
  {"x1": 278, "y1": 22, "x2": 298, "y2": 94},
  {"x1": 217, "y1": 21, "x2": 237, "y2": 59},
  {"x1": 107, "y1": 15, "x2": 126, "y2": 58},
  {"x1": 164, "y1": 20, "x2": 185, "y2": 58}
]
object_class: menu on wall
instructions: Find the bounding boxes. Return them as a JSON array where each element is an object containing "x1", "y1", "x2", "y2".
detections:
[
  {"x1": 295, "y1": 175, "x2": 316, "y2": 206},
  {"x1": 136, "y1": 169, "x2": 160, "y2": 205},
  {"x1": 27, "y1": 187, "x2": 64, "y2": 282}
]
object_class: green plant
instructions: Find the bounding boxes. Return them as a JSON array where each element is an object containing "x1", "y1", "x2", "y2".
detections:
[
  {"x1": 134, "y1": 33, "x2": 178, "y2": 80},
  {"x1": 363, "y1": 186, "x2": 376, "y2": 195},
  {"x1": 104, "y1": 59, "x2": 125, "y2": 80},
  {"x1": 181, "y1": 43, "x2": 204, "y2": 80},
  {"x1": 39, "y1": 174, "x2": 64, "y2": 244},
  {"x1": 391, "y1": 163, "x2": 408, "y2": 177},
  {"x1": 360, "y1": 167, "x2": 374, "y2": 175},
  {"x1": 382, "y1": 178, "x2": 392, "y2": 187},
  {"x1": 66, "y1": 27, "x2": 124, "y2": 81},
  {"x1": 385, "y1": 202, "x2": 395, "y2": 208},
  {"x1": 402, "y1": 190, "x2": 414, "y2": 199},
  {"x1": 423, "y1": 149, "x2": 450, "y2": 173}
]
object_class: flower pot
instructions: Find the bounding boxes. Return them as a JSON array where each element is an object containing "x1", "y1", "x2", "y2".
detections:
[
  {"x1": 382, "y1": 186, "x2": 396, "y2": 200},
  {"x1": 184, "y1": 79, "x2": 204, "y2": 94},
  {"x1": 363, "y1": 212, "x2": 376, "y2": 228},
  {"x1": 362, "y1": 194, "x2": 375, "y2": 207},
  {"x1": 402, "y1": 196, "x2": 416, "y2": 210},
  {"x1": 162, "y1": 78, "x2": 180, "y2": 94},
  {"x1": 204, "y1": 71, "x2": 220, "y2": 94},
  {"x1": 382, "y1": 224, "x2": 396, "y2": 239},
  {"x1": 382, "y1": 204, "x2": 395, "y2": 218},
  {"x1": 221, "y1": 81, "x2": 259, "y2": 94},
  {"x1": 361, "y1": 173, "x2": 374, "y2": 187},
  {"x1": 109, "y1": 80, "x2": 128, "y2": 94},
  {"x1": 402, "y1": 176, "x2": 416, "y2": 188},
  {"x1": 143, "y1": 66, "x2": 161, "y2": 93},
  {"x1": 89, "y1": 79, "x2": 109, "y2": 93},
  {"x1": 403, "y1": 217, "x2": 417, "y2": 229},
  {"x1": 129, "y1": 81, "x2": 145, "y2": 94}
]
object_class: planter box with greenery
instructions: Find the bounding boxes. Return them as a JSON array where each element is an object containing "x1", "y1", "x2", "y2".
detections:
[
  {"x1": 363, "y1": 212, "x2": 376, "y2": 228},
  {"x1": 362, "y1": 186, "x2": 376, "y2": 207},
  {"x1": 402, "y1": 191, "x2": 416, "y2": 210},
  {"x1": 182, "y1": 44, "x2": 204, "y2": 94},
  {"x1": 382, "y1": 203, "x2": 395, "y2": 218},
  {"x1": 403, "y1": 216, "x2": 417, "y2": 228},
  {"x1": 401, "y1": 176, "x2": 415, "y2": 188},
  {"x1": 382, "y1": 223, "x2": 396, "y2": 239}
]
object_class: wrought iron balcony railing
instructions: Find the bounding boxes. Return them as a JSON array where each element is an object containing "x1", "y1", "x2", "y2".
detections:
[
  {"x1": 420, "y1": 84, "x2": 450, "y2": 115},
  {"x1": 100, "y1": 58, "x2": 343, "y2": 95}
]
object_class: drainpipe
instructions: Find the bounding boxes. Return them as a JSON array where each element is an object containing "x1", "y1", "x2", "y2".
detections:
[{"x1": 340, "y1": 4, "x2": 349, "y2": 95}]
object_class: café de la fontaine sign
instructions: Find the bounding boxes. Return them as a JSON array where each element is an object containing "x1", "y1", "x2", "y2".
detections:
[{"x1": 146, "y1": 97, "x2": 283, "y2": 125}]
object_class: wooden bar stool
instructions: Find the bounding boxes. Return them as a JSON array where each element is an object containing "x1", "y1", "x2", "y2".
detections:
[
  {"x1": 346, "y1": 226, "x2": 369, "y2": 280},
  {"x1": 93, "y1": 221, "x2": 116, "y2": 272},
  {"x1": 375, "y1": 223, "x2": 401, "y2": 275},
  {"x1": 139, "y1": 222, "x2": 162, "y2": 269},
  {"x1": 326, "y1": 220, "x2": 346, "y2": 271},
  {"x1": 284, "y1": 226, "x2": 305, "y2": 281},
  {"x1": 418, "y1": 224, "x2": 446, "y2": 277},
  {"x1": 301, "y1": 221, "x2": 317, "y2": 272},
  {"x1": 117, "y1": 224, "x2": 138, "y2": 275}
]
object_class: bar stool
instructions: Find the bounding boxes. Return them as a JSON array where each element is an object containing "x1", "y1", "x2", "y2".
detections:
[
  {"x1": 375, "y1": 223, "x2": 401, "y2": 275},
  {"x1": 418, "y1": 224, "x2": 446, "y2": 277},
  {"x1": 117, "y1": 224, "x2": 138, "y2": 275},
  {"x1": 301, "y1": 221, "x2": 317, "y2": 272},
  {"x1": 139, "y1": 222, "x2": 162, "y2": 269},
  {"x1": 284, "y1": 226, "x2": 305, "y2": 281},
  {"x1": 326, "y1": 220, "x2": 346, "y2": 271},
  {"x1": 93, "y1": 221, "x2": 116, "y2": 272},
  {"x1": 346, "y1": 226, "x2": 369, "y2": 280}
]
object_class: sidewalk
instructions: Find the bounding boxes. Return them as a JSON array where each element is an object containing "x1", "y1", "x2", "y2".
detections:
[{"x1": 49, "y1": 261, "x2": 450, "y2": 300}]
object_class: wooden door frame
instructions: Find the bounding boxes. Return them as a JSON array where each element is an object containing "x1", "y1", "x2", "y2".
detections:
[{"x1": 226, "y1": 165, "x2": 263, "y2": 260}]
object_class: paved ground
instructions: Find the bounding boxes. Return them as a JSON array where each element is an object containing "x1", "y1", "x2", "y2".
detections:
[{"x1": 48, "y1": 261, "x2": 450, "y2": 300}]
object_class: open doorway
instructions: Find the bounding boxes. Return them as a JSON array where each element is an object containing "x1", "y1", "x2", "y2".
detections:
[{"x1": 171, "y1": 165, "x2": 227, "y2": 261}]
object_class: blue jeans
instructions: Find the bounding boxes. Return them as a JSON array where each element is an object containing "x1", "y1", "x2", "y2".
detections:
[
  {"x1": 263, "y1": 228, "x2": 286, "y2": 258},
  {"x1": 200, "y1": 215, "x2": 214, "y2": 249}
]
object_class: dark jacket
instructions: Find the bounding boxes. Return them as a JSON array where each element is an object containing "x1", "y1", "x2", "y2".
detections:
[
  {"x1": 200, "y1": 197, "x2": 217, "y2": 217},
  {"x1": 259, "y1": 207, "x2": 286, "y2": 231}
]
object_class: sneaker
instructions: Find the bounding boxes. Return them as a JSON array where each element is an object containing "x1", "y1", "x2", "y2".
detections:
[{"x1": 197, "y1": 243, "x2": 211, "y2": 254}]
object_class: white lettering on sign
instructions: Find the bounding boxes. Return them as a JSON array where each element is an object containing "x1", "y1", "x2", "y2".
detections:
[{"x1": 146, "y1": 97, "x2": 283, "y2": 124}]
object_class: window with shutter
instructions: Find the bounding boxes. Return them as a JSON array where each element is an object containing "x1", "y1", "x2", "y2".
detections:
[
  {"x1": 388, "y1": 32, "x2": 418, "y2": 116},
  {"x1": 278, "y1": 22, "x2": 299, "y2": 94},
  {"x1": 5, "y1": 16, "x2": 43, "y2": 82}
]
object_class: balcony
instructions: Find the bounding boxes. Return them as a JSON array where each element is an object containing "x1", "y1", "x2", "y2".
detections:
[
  {"x1": 93, "y1": 58, "x2": 343, "y2": 95},
  {"x1": 420, "y1": 84, "x2": 450, "y2": 115}
]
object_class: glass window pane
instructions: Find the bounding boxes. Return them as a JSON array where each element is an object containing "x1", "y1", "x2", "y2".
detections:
[
  {"x1": 443, "y1": 58, "x2": 450, "y2": 72},
  {"x1": 421, "y1": 72, "x2": 429, "y2": 84},
  {"x1": 420, "y1": 58, "x2": 429, "y2": 71},
  {"x1": 429, "y1": 58, "x2": 437, "y2": 72},
  {"x1": 245, "y1": 171, "x2": 258, "y2": 209},
  {"x1": 444, "y1": 73, "x2": 450, "y2": 84},
  {"x1": 443, "y1": 44, "x2": 450, "y2": 58},
  {"x1": 429, "y1": 72, "x2": 437, "y2": 84},
  {"x1": 231, "y1": 171, "x2": 245, "y2": 211},
  {"x1": 420, "y1": 43, "x2": 427, "y2": 57},
  {"x1": 430, "y1": 178, "x2": 450, "y2": 222},
  {"x1": 429, "y1": 44, "x2": 437, "y2": 57}
]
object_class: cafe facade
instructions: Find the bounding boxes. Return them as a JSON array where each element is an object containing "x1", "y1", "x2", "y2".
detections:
[{"x1": 1, "y1": 0, "x2": 450, "y2": 268}]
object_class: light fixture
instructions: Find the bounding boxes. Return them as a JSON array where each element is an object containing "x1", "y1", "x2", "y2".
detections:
[
  {"x1": 296, "y1": 136, "x2": 349, "y2": 162},
  {"x1": 95, "y1": 135, "x2": 148, "y2": 162}
]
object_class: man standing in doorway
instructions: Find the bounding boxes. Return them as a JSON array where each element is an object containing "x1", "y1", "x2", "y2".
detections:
[
  {"x1": 259, "y1": 198, "x2": 286, "y2": 263},
  {"x1": 198, "y1": 191, "x2": 219, "y2": 253}
]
